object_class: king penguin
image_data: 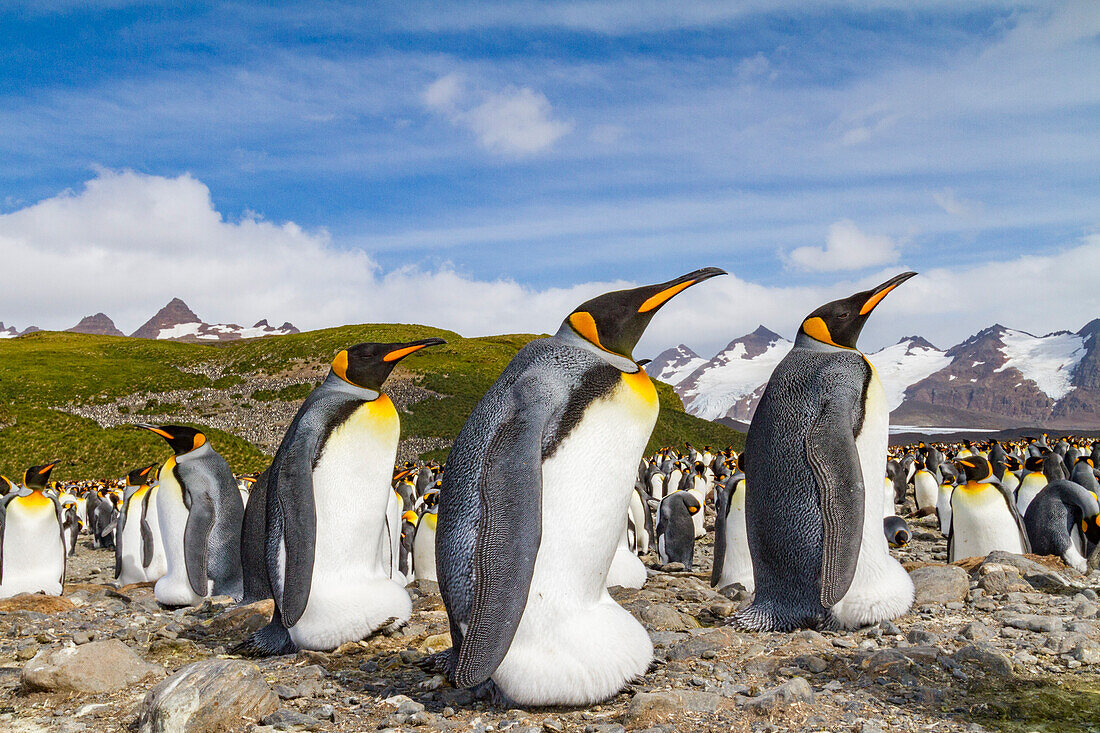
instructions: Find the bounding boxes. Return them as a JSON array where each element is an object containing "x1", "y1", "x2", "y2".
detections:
[
  {"x1": 434, "y1": 267, "x2": 725, "y2": 706},
  {"x1": 1016, "y1": 456, "x2": 1048, "y2": 517},
  {"x1": 711, "y1": 455, "x2": 753, "y2": 592},
  {"x1": 1024, "y1": 480, "x2": 1099, "y2": 573},
  {"x1": 138, "y1": 424, "x2": 245, "y2": 606},
  {"x1": 238, "y1": 338, "x2": 445, "y2": 654},
  {"x1": 948, "y1": 457, "x2": 1030, "y2": 561},
  {"x1": 0, "y1": 462, "x2": 66, "y2": 598},
  {"x1": 912, "y1": 461, "x2": 939, "y2": 517},
  {"x1": 115, "y1": 463, "x2": 162, "y2": 587},
  {"x1": 735, "y1": 272, "x2": 917, "y2": 631}
]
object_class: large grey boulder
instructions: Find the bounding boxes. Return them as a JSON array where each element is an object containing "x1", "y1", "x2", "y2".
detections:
[
  {"x1": 137, "y1": 659, "x2": 278, "y2": 733},
  {"x1": 22, "y1": 639, "x2": 164, "y2": 693},
  {"x1": 909, "y1": 564, "x2": 969, "y2": 606}
]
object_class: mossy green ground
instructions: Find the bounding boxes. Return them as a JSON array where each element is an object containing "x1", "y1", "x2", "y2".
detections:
[{"x1": 0, "y1": 328, "x2": 741, "y2": 480}]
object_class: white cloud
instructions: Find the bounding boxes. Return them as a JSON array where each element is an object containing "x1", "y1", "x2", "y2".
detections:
[
  {"x1": 787, "y1": 220, "x2": 900, "y2": 272},
  {"x1": 423, "y1": 73, "x2": 572, "y2": 156},
  {"x1": 0, "y1": 171, "x2": 1097, "y2": 363},
  {"x1": 932, "y1": 188, "x2": 978, "y2": 217}
]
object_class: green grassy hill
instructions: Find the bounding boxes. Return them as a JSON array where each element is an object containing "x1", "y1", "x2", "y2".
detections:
[{"x1": 0, "y1": 327, "x2": 742, "y2": 480}]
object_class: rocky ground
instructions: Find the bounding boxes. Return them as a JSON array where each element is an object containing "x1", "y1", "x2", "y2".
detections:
[{"x1": 2, "y1": 514, "x2": 1099, "y2": 733}]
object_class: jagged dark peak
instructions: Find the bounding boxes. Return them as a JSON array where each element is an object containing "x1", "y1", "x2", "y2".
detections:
[
  {"x1": 253, "y1": 319, "x2": 270, "y2": 328},
  {"x1": 67, "y1": 312, "x2": 125, "y2": 337},
  {"x1": 898, "y1": 335, "x2": 939, "y2": 351}
]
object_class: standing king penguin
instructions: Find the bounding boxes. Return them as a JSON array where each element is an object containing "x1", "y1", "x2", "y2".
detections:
[
  {"x1": 0, "y1": 462, "x2": 66, "y2": 598},
  {"x1": 239, "y1": 338, "x2": 445, "y2": 654},
  {"x1": 138, "y1": 425, "x2": 244, "y2": 606},
  {"x1": 435, "y1": 267, "x2": 725, "y2": 706},
  {"x1": 736, "y1": 273, "x2": 917, "y2": 631}
]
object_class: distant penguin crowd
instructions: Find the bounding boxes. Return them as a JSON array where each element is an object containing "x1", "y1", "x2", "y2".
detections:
[{"x1": 2, "y1": 268, "x2": 1099, "y2": 708}]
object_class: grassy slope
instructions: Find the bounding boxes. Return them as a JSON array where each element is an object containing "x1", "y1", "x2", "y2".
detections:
[{"x1": 0, "y1": 328, "x2": 741, "y2": 480}]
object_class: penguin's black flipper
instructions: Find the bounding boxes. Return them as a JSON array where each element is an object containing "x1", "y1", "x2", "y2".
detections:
[
  {"x1": 453, "y1": 376, "x2": 548, "y2": 690},
  {"x1": 182, "y1": 485, "x2": 214, "y2": 597},
  {"x1": 140, "y1": 491, "x2": 154, "y2": 569},
  {"x1": 240, "y1": 468, "x2": 273, "y2": 603},
  {"x1": 999, "y1": 482, "x2": 1032, "y2": 554},
  {"x1": 806, "y1": 392, "x2": 865, "y2": 608}
]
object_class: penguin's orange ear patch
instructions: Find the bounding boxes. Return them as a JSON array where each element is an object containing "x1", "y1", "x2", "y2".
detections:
[
  {"x1": 801, "y1": 317, "x2": 836, "y2": 346},
  {"x1": 569, "y1": 311, "x2": 603, "y2": 349},
  {"x1": 192, "y1": 433, "x2": 206, "y2": 451},
  {"x1": 332, "y1": 350, "x2": 350, "y2": 381}
]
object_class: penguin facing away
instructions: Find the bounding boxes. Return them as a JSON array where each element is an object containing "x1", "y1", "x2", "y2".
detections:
[
  {"x1": 138, "y1": 424, "x2": 245, "y2": 606},
  {"x1": 948, "y1": 457, "x2": 1030, "y2": 562},
  {"x1": 711, "y1": 459, "x2": 753, "y2": 592},
  {"x1": 239, "y1": 338, "x2": 445, "y2": 654},
  {"x1": 736, "y1": 272, "x2": 917, "y2": 632},
  {"x1": 435, "y1": 267, "x2": 725, "y2": 706}
]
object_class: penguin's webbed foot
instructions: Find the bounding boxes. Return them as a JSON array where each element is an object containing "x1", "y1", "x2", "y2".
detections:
[
  {"x1": 233, "y1": 620, "x2": 297, "y2": 657},
  {"x1": 471, "y1": 678, "x2": 518, "y2": 709},
  {"x1": 417, "y1": 647, "x2": 457, "y2": 678}
]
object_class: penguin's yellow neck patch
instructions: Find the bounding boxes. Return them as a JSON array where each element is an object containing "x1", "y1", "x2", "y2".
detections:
[
  {"x1": 959, "y1": 480, "x2": 987, "y2": 493},
  {"x1": 621, "y1": 369, "x2": 658, "y2": 405},
  {"x1": 424, "y1": 512, "x2": 438, "y2": 530},
  {"x1": 18, "y1": 490, "x2": 53, "y2": 510}
]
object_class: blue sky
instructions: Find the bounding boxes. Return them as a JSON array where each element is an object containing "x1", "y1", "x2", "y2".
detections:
[{"x1": 0, "y1": 1, "x2": 1098, "y2": 355}]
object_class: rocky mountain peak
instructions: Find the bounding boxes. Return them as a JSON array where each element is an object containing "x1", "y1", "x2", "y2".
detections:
[
  {"x1": 131, "y1": 298, "x2": 202, "y2": 339},
  {"x1": 67, "y1": 313, "x2": 125, "y2": 337}
]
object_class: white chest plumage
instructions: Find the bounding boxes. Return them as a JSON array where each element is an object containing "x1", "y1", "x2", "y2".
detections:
[
  {"x1": 0, "y1": 492, "x2": 64, "y2": 598},
  {"x1": 492, "y1": 370, "x2": 658, "y2": 706},
  {"x1": 288, "y1": 395, "x2": 412, "y2": 649},
  {"x1": 154, "y1": 458, "x2": 207, "y2": 606},
  {"x1": 950, "y1": 484, "x2": 1025, "y2": 561}
]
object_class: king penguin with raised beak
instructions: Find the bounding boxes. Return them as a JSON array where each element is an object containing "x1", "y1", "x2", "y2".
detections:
[
  {"x1": 434, "y1": 267, "x2": 725, "y2": 707},
  {"x1": 736, "y1": 272, "x2": 917, "y2": 631}
]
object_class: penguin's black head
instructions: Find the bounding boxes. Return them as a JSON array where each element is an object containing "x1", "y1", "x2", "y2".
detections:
[
  {"x1": 0, "y1": 476, "x2": 14, "y2": 496},
  {"x1": 332, "y1": 338, "x2": 447, "y2": 391},
  {"x1": 954, "y1": 456, "x2": 994, "y2": 484},
  {"x1": 1024, "y1": 456, "x2": 1044, "y2": 472},
  {"x1": 798, "y1": 272, "x2": 916, "y2": 350},
  {"x1": 23, "y1": 462, "x2": 58, "y2": 489},
  {"x1": 884, "y1": 516, "x2": 911, "y2": 548},
  {"x1": 137, "y1": 424, "x2": 207, "y2": 455},
  {"x1": 563, "y1": 267, "x2": 726, "y2": 360},
  {"x1": 1004, "y1": 455, "x2": 1021, "y2": 471},
  {"x1": 126, "y1": 462, "x2": 158, "y2": 486}
]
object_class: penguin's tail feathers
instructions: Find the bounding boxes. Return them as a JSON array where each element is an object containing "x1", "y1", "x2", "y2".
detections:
[{"x1": 234, "y1": 620, "x2": 296, "y2": 657}]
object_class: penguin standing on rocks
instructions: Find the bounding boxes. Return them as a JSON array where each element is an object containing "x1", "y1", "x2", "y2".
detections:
[
  {"x1": 948, "y1": 457, "x2": 1030, "y2": 561},
  {"x1": 238, "y1": 338, "x2": 445, "y2": 654},
  {"x1": 435, "y1": 268, "x2": 725, "y2": 706},
  {"x1": 114, "y1": 464, "x2": 162, "y2": 586},
  {"x1": 711, "y1": 456, "x2": 753, "y2": 592},
  {"x1": 1024, "y1": 480, "x2": 1099, "y2": 573},
  {"x1": 735, "y1": 272, "x2": 917, "y2": 632},
  {"x1": 912, "y1": 461, "x2": 939, "y2": 516},
  {"x1": 0, "y1": 463, "x2": 66, "y2": 598},
  {"x1": 138, "y1": 424, "x2": 244, "y2": 606},
  {"x1": 656, "y1": 490, "x2": 701, "y2": 570}
]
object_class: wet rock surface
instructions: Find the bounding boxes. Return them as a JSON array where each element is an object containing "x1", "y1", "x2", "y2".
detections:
[{"x1": 1, "y1": 519, "x2": 1099, "y2": 732}]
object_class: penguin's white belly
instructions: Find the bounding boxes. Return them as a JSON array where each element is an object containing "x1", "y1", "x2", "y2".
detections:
[
  {"x1": 1000, "y1": 472, "x2": 1020, "y2": 495},
  {"x1": 117, "y1": 501, "x2": 149, "y2": 585},
  {"x1": 688, "y1": 486, "x2": 706, "y2": 538},
  {"x1": 628, "y1": 490, "x2": 648, "y2": 554},
  {"x1": 144, "y1": 486, "x2": 169, "y2": 582},
  {"x1": 155, "y1": 472, "x2": 209, "y2": 606},
  {"x1": 606, "y1": 526, "x2": 647, "y2": 589},
  {"x1": 718, "y1": 486, "x2": 753, "y2": 592},
  {"x1": 1016, "y1": 475, "x2": 1046, "y2": 516},
  {"x1": 882, "y1": 477, "x2": 896, "y2": 519},
  {"x1": 831, "y1": 368, "x2": 913, "y2": 629},
  {"x1": 950, "y1": 488, "x2": 1025, "y2": 561},
  {"x1": 0, "y1": 497, "x2": 64, "y2": 598},
  {"x1": 412, "y1": 522, "x2": 437, "y2": 583},
  {"x1": 914, "y1": 473, "x2": 938, "y2": 511},
  {"x1": 937, "y1": 484, "x2": 954, "y2": 533},
  {"x1": 289, "y1": 403, "x2": 410, "y2": 650},
  {"x1": 492, "y1": 379, "x2": 657, "y2": 706}
]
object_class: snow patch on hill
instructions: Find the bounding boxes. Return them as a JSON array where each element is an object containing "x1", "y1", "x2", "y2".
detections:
[{"x1": 995, "y1": 328, "x2": 1085, "y2": 400}]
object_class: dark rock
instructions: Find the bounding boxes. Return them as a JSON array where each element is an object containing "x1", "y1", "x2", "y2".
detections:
[
  {"x1": 954, "y1": 644, "x2": 1013, "y2": 676},
  {"x1": 260, "y1": 709, "x2": 321, "y2": 730},
  {"x1": 744, "y1": 677, "x2": 814, "y2": 709}
]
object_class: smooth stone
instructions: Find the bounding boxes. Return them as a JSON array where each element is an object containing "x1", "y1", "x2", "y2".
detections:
[{"x1": 21, "y1": 640, "x2": 164, "y2": 693}]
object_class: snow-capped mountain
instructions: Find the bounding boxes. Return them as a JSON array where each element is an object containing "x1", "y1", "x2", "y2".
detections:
[
  {"x1": 131, "y1": 298, "x2": 299, "y2": 341},
  {"x1": 646, "y1": 344, "x2": 706, "y2": 386},
  {"x1": 651, "y1": 320, "x2": 1100, "y2": 429},
  {"x1": 0, "y1": 322, "x2": 39, "y2": 339}
]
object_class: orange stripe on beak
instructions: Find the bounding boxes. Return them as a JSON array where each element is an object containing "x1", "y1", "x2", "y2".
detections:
[
  {"x1": 146, "y1": 427, "x2": 174, "y2": 440},
  {"x1": 638, "y1": 280, "x2": 695, "y2": 313},
  {"x1": 38, "y1": 463, "x2": 56, "y2": 474},
  {"x1": 383, "y1": 344, "x2": 427, "y2": 362},
  {"x1": 859, "y1": 281, "x2": 902, "y2": 315}
]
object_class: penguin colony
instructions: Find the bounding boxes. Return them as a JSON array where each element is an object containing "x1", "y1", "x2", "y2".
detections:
[{"x1": 2, "y1": 270, "x2": 1100, "y2": 708}]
